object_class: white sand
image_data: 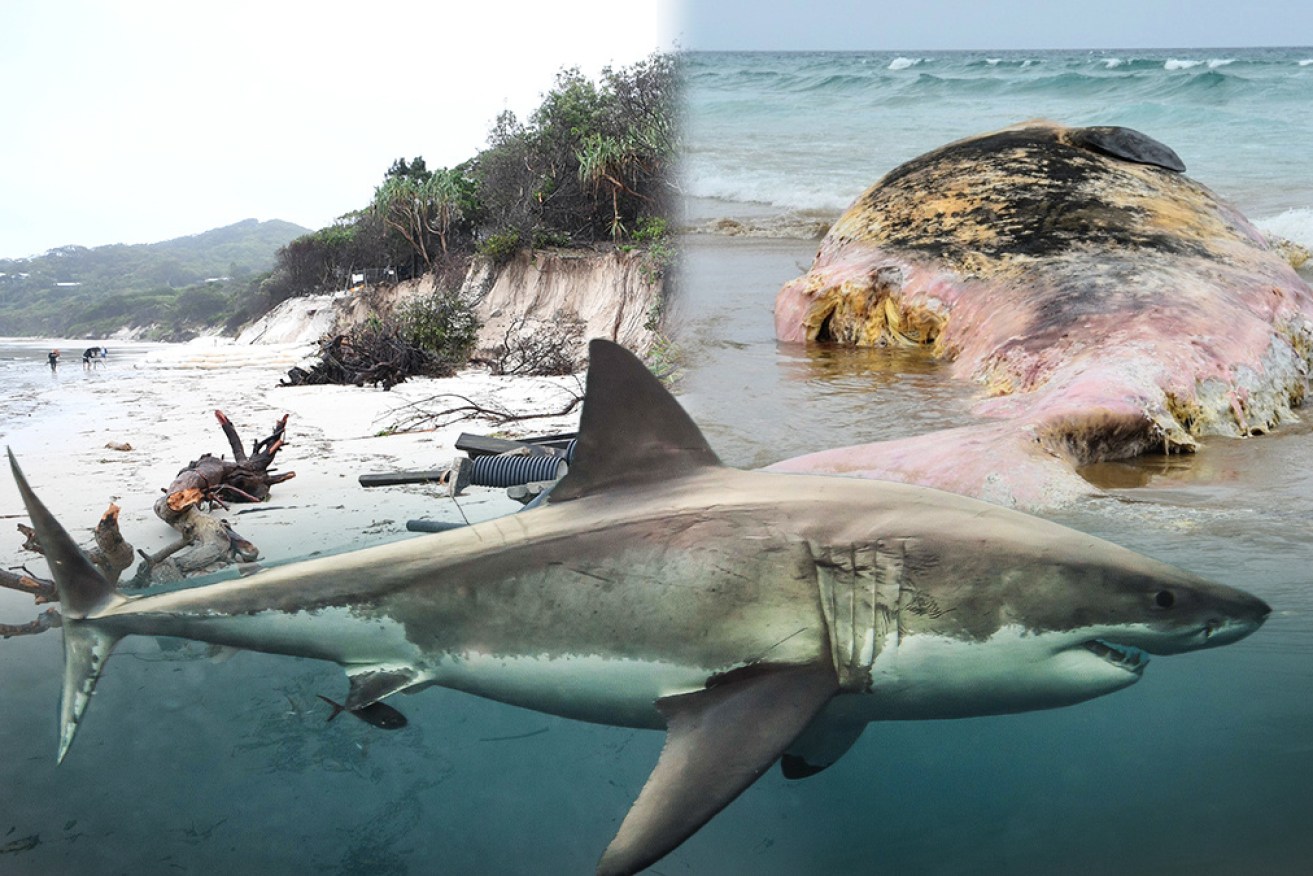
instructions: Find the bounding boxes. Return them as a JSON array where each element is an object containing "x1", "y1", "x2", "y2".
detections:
[{"x1": 0, "y1": 337, "x2": 583, "y2": 602}]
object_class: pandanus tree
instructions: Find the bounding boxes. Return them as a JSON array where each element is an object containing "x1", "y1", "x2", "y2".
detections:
[
  {"x1": 372, "y1": 167, "x2": 475, "y2": 267},
  {"x1": 373, "y1": 174, "x2": 434, "y2": 268},
  {"x1": 577, "y1": 133, "x2": 641, "y2": 240}
]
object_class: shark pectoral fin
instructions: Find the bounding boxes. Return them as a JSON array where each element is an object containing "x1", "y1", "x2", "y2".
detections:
[
  {"x1": 58, "y1": 621, "x2": 121, "y2": 763},
  {"x1": 596, "y1": 663, "x2": 839, "y2": 876},
  {"x1": 780, "y1": 716, "x2": 867, "y2": 779},
  {"x1": 343, "y1": 666, "x2": 418, "y2": 711}
]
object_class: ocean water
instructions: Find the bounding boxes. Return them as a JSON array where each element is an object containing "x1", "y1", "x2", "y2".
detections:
[{"x1": 682, "y1": 48, "x2": 1313, "y2": 246}]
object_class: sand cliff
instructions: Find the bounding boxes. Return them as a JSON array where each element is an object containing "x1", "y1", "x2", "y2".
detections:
[{"x1": 238, "y1": 248, "x2": 665, "y2": 357}]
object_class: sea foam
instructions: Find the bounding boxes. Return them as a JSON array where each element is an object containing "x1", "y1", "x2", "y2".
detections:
[{"x1": 1257, "y1": 208, "x2": 1313, "y2": 252}]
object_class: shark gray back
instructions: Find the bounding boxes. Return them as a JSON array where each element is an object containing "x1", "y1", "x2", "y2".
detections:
[{"x1": 9, "y1": 340, "x2": 1270, "y2": 876}]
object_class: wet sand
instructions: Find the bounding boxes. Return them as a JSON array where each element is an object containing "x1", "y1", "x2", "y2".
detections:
[{"x1": 0, "y1": 338, "x2": 583, "y2": 607}]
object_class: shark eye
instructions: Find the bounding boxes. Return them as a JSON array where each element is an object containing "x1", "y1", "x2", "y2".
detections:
[{"x1": 1153, "y1": 590, "x2": 1176, "y2": 609}]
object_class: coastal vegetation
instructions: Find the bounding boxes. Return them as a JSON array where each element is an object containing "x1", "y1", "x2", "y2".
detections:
[
  {"x1": 263, "y1": 53, "x2": 678, "y2": 305},
  {"x1": 0, "y1": 53, "x2": 677, "y2": 356},
  {"x1": 273, "y1": 52, "x2": 678, "y2": 383}
]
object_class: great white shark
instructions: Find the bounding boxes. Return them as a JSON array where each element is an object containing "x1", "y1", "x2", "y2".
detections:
[{"x1": 11, "y1": 339, "x2": 1270, "y2": 875}]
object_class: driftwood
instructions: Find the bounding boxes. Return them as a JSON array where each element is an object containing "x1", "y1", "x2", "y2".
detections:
[
  {"x1": 162, "y1": 411, "x2": 294, "y2": 510},
  {"x1": 87, "y1": 503, "x2": 135, "y2": 581},
  {"x1": 142, "y1": 411, "x2": 293, "y2": 583},
  {"x1": 382, "y1": 390, "x2": 583, "y2": 435},
  {"x1": 281, "y1": 331, "x2": 431, "y2": 391},
  {"x1": 129, "y1": 508, "x2": 259, "y2": 586},
  {"x1": 0, "y1": 568, "x2": 55, "y2": 604},
  {"x1": 1, "y1": 503, "x2": 136, "y2": 638},
  {"x1": 11, "y1": 503, "x2": 136, "y2": 589},
  {"x1": 0, "y1": 607, "x2": 60, "y2": 639},
  {"x1": 2, "y1": 411, "x2": 297, "y2": 636}
]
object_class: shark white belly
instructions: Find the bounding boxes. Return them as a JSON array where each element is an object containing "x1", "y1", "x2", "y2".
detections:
[{"x1": 861, "y1": 625, "x2": 1146, "y2": 720}]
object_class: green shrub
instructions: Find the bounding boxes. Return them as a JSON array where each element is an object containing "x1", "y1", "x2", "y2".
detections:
[
  {"x1": 477, "y1": 231, "x2": 522, "y2": 265},
  {"x1": 396, "y1": 292, "x2": 481, "y2": 376},
  {"x1": 531, "y1": 229, "x2": 572, "y2": 249},
  {"x1": 631, "y1": 215, "x2": 668, "y2": 243}
]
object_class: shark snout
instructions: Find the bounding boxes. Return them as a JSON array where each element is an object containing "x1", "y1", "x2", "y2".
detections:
[
  {"x1": 1142, "y1": 586, "x2": 1272, "y2": 654},
  {"x1": 1197, "y1": 590, "x2": 1271, "y2": 649}
]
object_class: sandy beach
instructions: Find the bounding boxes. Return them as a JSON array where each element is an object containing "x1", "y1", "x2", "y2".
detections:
[{"x1": 0, "y1": 337, "x2": 585, "y2": 605}]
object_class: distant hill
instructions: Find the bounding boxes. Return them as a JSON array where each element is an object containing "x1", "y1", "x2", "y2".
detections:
[{"x1": 0, "y1": 219, "x2": 310, "y2": 337}]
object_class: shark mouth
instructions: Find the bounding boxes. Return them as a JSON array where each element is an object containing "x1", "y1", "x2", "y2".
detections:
[{"x1": 1085, "y1": 639, "x2": 1149, "y2": 674}]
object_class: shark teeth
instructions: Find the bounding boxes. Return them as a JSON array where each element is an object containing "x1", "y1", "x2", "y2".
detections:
[{"x1": 1085, "y1": 639, "x2": 1149, "y2": 673}]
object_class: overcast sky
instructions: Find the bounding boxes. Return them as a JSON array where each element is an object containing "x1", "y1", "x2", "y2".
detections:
[
  {"x1": 5, "y1": 2, "x2": 1308, "y2": 260},
  {"x1": 1, "y1": 1, "x2": 674, "y2": 260},
  {"x1": 678, "y1": 0, "x2": 1313, "y2": 51}
]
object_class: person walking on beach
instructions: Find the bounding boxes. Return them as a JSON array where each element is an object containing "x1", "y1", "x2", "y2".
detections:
[
  {"x1": 82, "y1": 347, "x2": 98, "y2": 369},
  {"x1": 48, "y1": 349, "x2": 60, "y2": 371}
]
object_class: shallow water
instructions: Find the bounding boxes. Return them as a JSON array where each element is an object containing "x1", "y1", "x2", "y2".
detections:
[{"x1": 0, "y1": 340, "x2": 162, "y2": 435}]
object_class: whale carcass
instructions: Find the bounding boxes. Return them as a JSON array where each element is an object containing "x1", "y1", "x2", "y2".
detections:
[{"x1": 772, "y1": 121, "x2": 1313, "y2": 507}]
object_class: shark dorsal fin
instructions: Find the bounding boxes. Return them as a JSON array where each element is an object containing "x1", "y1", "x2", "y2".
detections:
[{"x1": 550, "y1": 340, "x2": 720, "y2": 502}]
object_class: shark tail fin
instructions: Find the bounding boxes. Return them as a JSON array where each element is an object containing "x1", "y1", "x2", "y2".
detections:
[
  {"x1": 58, "y1": 622, "x2": 121, "y2": 763},
  {"x1": 8, "y1": 449, "x2": 127, "y2": 762}
]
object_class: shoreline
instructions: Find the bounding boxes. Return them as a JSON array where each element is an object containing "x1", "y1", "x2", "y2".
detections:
[
  {"x1": 0, "y1": 340, "x2": 583, "y2": 622},
  {"x1": 681, "y1": 194, "x2": 1313, "y2": 256}
]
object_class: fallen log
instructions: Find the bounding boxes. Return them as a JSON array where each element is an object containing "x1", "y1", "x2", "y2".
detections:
[
  {"x1": 149, "y1": 411, "x2": 292, "y2": 583},
  {"x1": 1, "y1": 503, "x2": 136, "y2": 637},
  {"x1": 162, "y1": 411, "x2": 294, "y2": 511}
]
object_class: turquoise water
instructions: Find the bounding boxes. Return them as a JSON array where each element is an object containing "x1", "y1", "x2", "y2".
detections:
[{"x1": 683, "y1": 48, "x2": 1313, "y2": 244}]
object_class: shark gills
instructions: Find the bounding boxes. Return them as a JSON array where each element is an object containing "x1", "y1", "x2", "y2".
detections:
[{"x1": 9, "y1": 339, "x2": 1271, "y2": 876}]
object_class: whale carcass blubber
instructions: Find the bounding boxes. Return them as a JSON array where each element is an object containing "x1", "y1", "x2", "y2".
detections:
[
  {"x1": 11, "y1": 340, "x2": 1270, "y2": 875},
  {"x1": 772, "y1": 121, "x2": 1313, "y2": 507}
]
